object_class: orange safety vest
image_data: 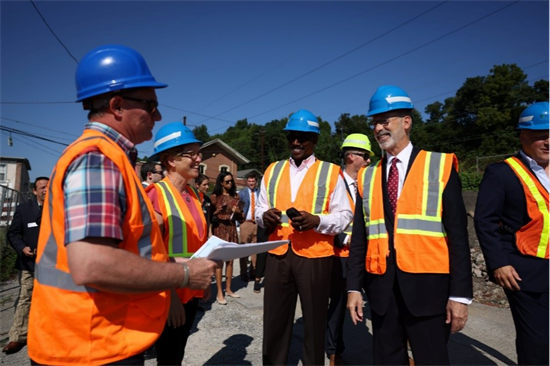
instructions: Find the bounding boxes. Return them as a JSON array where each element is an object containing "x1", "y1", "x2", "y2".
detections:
[
  {"x1": 263, "y1": 159, "x2": 342, "y2": 258},
  {"x1": 153, "y1": 178, "x2": 208, "y2": 303},
  {"x1": 504, "y1": 157, "x2": 549, "y2": 259},
  {"x1": 28, "y1": 129, "x2": 170, "y2": 365},
  {"x1": 358, "y1": 150, "x2": 457, "y2": 274},
  {"x1": 333, "y1": 181, "x2": 355, "y2": 258}
]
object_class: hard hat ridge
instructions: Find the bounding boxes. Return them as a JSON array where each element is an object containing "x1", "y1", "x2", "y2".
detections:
[
  {"x1": 517, "y1": 102, "x2": 549, "y2": 130},
  {"x1": 283, "y1": 109, "x2": 321, "y2": 134},
  {"x1": 367, "y1": 85, "x2": 414, "y2": 117}
]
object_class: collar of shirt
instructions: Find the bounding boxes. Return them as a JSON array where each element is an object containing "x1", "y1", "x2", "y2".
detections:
[
  {"x1": 85, "y1": 122, "x2": 137, "y2": 160},
  {"x1": 343, "y1": 170, "x2": 355, "y2": 187},
  {"x1": 519, "y1": 149, "x2": 550, "y2": 192},
  {"x1": 289, "y1": 153, "x2": 316, "y2": 172},
  {"x1": 385, "y1": 142, "x2": 413, "y2": 197}
]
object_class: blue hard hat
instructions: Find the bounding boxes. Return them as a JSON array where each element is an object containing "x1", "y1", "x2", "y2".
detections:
[
  {"x1": 367, "y1": 85, "x2": 414, "y2": 117},
  {"x1": 517, "y1": 102, "x2": 549, "y2": 130},
  {"x1": 75, "y1": 44, "x2": 167, "y2": 102},
  {"x1": 283, "y1": 109, "x2": 320, "y2": 134},
  {"x1": 150, "y1": 122, "x2": 202, "y2": 161}
]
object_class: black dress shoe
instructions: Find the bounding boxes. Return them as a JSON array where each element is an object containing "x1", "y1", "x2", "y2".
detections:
[
  {"x1": 253, "y1": 280, "x2": 261, "y2": 293},
  {"x1": 2, "y1": 341, "x2": 25, "y2": 355}
]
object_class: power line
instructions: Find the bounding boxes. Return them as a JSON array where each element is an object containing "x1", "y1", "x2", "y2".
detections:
[
  {"x1": 246, "y1": 1, "x2": 520, "y2": 120},
  {"x1": 1, "y1": 116, "x2": 79, "y2": 140},
  {"x1": 0, "y1": 130, "x2": 63, "y2": 158},
  {"x1": 0, "y1": 126, "x2": 69, "y2": 147},
  {"x1": 30, "y1": 0, "x2": 78, "y2": 63},
  {"x1": 196, "y1": 1, "x2": 450, "y2": 125}
]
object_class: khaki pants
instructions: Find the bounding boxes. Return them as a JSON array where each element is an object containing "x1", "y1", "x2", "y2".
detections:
[
  {"x1": 9, "y1": 269, "x2": 34, "y2": 343},
  {"x1": 239, "y1": 221, "x2": 257, "y2": 278}
]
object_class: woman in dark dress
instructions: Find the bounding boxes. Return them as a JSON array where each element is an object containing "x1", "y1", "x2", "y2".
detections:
[{"x1": 210, "y1": 172, "x2": 243, "y2": 305}]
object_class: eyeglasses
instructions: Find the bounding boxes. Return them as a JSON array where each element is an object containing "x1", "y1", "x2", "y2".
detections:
[
  {"x1": 151, "y1": 170, "x2": 164, "y2": 175},
  {"x1": 176, "y1": 151, "x2": 202, "y2": 160},
  {"x1": 350, "y1": 152, "x2": 371, "y2": 160},
  {"x1": 286, "y1": 132, "x2": 316, "y2": 142},
  {"x1": 120, "y1": 95, "x2": 159, "y2": 115},
  {"x1": 223, "y1": 179, "x2": 234, "y2": 185},
  {"x1": 369, "y1": 116, "x2": 405, "y2": 127}
]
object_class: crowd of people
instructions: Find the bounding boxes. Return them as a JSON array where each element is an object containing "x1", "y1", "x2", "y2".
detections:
[{"x1": 2, "y1": 44, "x2": 548, "y2": 366}]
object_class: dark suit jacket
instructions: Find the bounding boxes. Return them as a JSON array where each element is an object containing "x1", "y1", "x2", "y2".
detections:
[
  {"x1": 347, "y1": 147, "x2": 472, "y2": 317},
  {"x1": 8, "y1": 198, "x2": 42, "y2": 272},
  {"x1": 474, "y1": 152, "x2": 549, "y2": 293}
]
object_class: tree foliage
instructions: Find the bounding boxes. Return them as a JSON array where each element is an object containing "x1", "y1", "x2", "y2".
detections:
[{"x1": 193, "y1": 63, "x2": 547, "y2": 190}]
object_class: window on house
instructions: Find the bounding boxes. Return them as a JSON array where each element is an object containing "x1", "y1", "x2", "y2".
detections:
[
  {"x1": 0, "y1": 164, "x2": 6, "y2": 182},
  {"x1": 220, "y1": 165, "x2": 229, "y2": 173},
  {"x1": 199, "y1": 164, "x2": 205, "y2": 174}
]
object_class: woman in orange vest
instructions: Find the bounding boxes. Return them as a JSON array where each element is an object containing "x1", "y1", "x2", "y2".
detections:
[
  {"x1": 210, "y1": 171, "x2": 244, "y2": 305},
  {"x1": 145, "y1": 122, "x2": 209, "y2": 365}
]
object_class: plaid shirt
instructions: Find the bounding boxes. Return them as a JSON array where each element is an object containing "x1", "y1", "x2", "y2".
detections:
[{"x1": 63, "y1": 122, "x2": 138, "y2": 244}]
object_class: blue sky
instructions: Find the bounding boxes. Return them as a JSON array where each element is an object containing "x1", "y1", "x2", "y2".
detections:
[{"x1": 1, "y1": 0, "x2": 548, "y2": 182}]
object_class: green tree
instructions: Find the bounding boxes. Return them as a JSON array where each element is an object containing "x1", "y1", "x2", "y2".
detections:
[{"x1": 192, "y1": 124, "x2": 210, "y2": 142}]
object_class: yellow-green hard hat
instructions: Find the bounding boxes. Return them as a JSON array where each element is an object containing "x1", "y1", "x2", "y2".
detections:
[{"x1": 341, "y1": 133, "x2": 374, "y2": 156}]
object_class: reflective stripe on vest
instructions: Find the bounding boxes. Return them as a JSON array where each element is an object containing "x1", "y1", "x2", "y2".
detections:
[
  {"x1": 270, "y1": 161, "x2": 334, "y2": 227},
  {"x1": 395, "y1": 152, "x2": 447, "y2": 237},
  {"x1": 35, "y1": 135, "x2": 157, "y2": 293},
  {"x1": 505, "y1": 157, "x2": 549, "y2": 259},
  {"x1": 362, "y1": 160, "x2": 389, "y2": 241}
]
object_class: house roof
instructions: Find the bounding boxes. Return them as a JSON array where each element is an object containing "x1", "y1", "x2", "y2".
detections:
[
  {"x1": 201, "y1": 139, "x2": 250, "y2": 164},
  {"x1": 0, "y1": 156, "x2": 31, "y2": 170},
  {"x1": 236, "y1": 168, "x2": 263, "y2": 179}
]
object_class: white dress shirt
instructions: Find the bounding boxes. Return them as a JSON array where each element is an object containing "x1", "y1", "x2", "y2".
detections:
[
  {"x1": 520, "y1": 150, "x2": 550, "y2": 192},
  {"x1": 255, "y1": 154, "x2": 353, "y2": 235}
]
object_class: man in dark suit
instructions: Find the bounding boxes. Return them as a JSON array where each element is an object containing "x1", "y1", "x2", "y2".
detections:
[
  {"x1": 474, "y1": 101, "x2": 549, "y2": 365},
  {"x1": 347, "y1": 85, "x2": 472, "y2": 365},
  {"x1": 2, "y1": 176, "x2": 49, "y2": 355}
]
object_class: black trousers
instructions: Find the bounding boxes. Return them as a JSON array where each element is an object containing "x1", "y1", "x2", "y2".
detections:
[
  {"x1": 262, "y1": 249, "x2": 332, "y2": 365},
  {"x1": 32, "y1": 353, "x2": 145, "y2": 365},
  {"x1": 325, "y1": 256, "x2": 347, "y2": 357},
  {"x1": 155, "y1": 298, "x2": 199, "y2": 366},
  {"x1": 371, "y1": 283, "x2": 451, "y2": 365},
  {"x1": 505, "y1": 289, "x2": 549, "y2": 365}
]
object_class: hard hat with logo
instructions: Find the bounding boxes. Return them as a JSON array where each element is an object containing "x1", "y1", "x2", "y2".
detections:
[
  {"x1": 341, "y1": 133, "x2": 374, "y2": 156},
  {"x1": 283, "y1": 109, "x2": 320, "y2": 134},
  {"x1": 150, "y1": 122, "x2": 202, "y2": 162},
  {"x1": 367, "y1": 85, "x2": 414, "y2": 117},
  {"x1": 75, "y1": 44, "x2": 167, "y2": 102},
  {"x1": 517, "y1": 102, "x2": 549, "y2": 130}
]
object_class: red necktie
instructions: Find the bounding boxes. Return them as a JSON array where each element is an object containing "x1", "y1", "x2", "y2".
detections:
[{"x1": 388, "y1": 158, "x2": 399, "y2": 216}]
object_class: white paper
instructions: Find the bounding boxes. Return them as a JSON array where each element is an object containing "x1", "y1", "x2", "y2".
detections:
[{"x1": 191, "y1": 235, "x2": 288, "y2": 261}]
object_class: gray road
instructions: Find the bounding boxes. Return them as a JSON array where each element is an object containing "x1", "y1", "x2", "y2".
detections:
[{"x1": 1, "y1": 260, "x2": 516, "y2": 365}]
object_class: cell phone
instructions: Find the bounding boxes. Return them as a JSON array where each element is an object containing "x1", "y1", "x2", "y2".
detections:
[{"x1": 286, "y1": 207, "x2": 300, "y2": 220}]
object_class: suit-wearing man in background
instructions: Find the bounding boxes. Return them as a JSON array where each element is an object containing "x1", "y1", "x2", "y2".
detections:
[
  {"x1": 238, "y1": 173, "x2": 259, "y2": 286},
  {"x1": 474, "y1": 101, "x2": 549, "y2": 365},
  {"x1": 347, "y1": 85, "x2": 472, "y2": 365},
  {"x1": 256, "y1": 109, "x2": 353, "y2": 365},
  {"x1": 2, "y1": 177, "x2": 49, "y2": 355},
  {"x1": 326, "y1": 134, "x2": 373, "y2": 366},
  {"x1": 141, "y1": 161, "x2": 164, "y2": 188}
]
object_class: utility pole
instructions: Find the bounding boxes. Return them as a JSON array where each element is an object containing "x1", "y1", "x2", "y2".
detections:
[
  {"x1": 183, "y1": 116, "x2": 187, "y2": 126},
  {"x1": 260, "y1": 129, "x2": 265, "y2": 171}
]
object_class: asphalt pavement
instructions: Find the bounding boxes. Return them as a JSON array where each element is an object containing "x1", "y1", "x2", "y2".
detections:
[{"x1": 1, "y1": 260, "x2": 517, "y2": 365}]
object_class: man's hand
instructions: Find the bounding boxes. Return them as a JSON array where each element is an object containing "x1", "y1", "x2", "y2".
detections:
[
  {"x1": 493, "y1": 265, "x2": 522, "y2": 291},
  {"x1": 290, "y1": 211, "x2": 320, "y2": 231},
  {"x1": 22, "y1": 246, "x2": 34, "y2": 257},
  {"x1": 446, "y1": 300, "x2": 468, "y2": 333},
  {"x1": 186, "y1": 258, "x2": 218, "y2": 290},
  {"x1": 263, "y1": 208, "x2": 282, "y2": 231},
  {"x1": 167, "y1": 289, "x2": 186, "y2": 328},
  {"x1": 347, "y1": 292, "x2": 364, "y2": 325}
]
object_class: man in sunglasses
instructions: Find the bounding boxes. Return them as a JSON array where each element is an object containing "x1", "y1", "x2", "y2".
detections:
[
  {"x1": 28, "y1": 44, "x2": 218, "y2": 366},
  {"x1": 141, "y1": 161, "x2": 164, "y2": 188},
  {"x1": 347, "y1": 85, "x2": 472, "y2": 365},
  {"x1": 256, "y1": 109, "x2": 353, "y2": 365},
  {"x1": 325, "y1": 133, "x2": 373, "y2": 366}
]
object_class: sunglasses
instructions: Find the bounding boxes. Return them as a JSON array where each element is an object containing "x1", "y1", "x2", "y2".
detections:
[
  {"x1": 286, "y1": 132, "x2": 317, "y2": 142},
  {"x1": 176, "y1": 151, "x2": 202, "y2": 160},
  {"x1": 120, "y1": 95, "x2": 159, "y2": 115},
  {"x1": 350, "y1": 152, "x2": 371, "y2": 160},
  {"x1": 223, "y1": 179, "x2": 234, "y2": 184},
  {"x1": 151, "y1": 170, "x2": 164, "y2": 175}
]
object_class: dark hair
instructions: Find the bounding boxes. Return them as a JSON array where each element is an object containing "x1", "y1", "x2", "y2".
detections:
[
  {"x1": 195, "y1": 173, "x2": 209, "y2": 186},
  {"x1": 213, "y1": 171, "x2": 236, "y2": 196},
  {"x1": 141, "y1": 161, "x2": 160, "y2": 181},
  {"x1": 245, "y1": 173, "x2": 257, "y2": 181},
  {"x1": 33, "y1": 176, "x2": 49, "y2": 188}
]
